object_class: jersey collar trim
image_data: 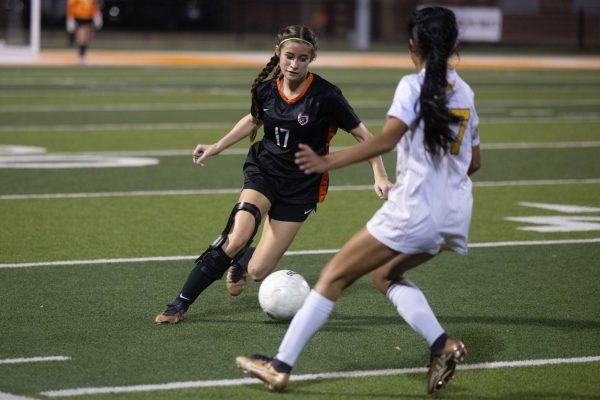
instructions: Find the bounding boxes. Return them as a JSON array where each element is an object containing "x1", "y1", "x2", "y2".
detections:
[{"x1": 276, "y1": 73, "x2": 314, "y2": 104}]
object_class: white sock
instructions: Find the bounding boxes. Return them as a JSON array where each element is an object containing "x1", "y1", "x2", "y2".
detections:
[
  {"x1": 275, "y1": 290, "x2": 335, "y2": 367},
  {"x1": 386, "y1": 278, "x2": 445, "y2": 347}
]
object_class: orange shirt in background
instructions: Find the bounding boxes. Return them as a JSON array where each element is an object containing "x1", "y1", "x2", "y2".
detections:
[{"x1": 66, "y1": 0, "x2": 99, "y2": 19}]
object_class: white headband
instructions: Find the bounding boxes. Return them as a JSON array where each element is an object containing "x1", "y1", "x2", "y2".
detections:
[{"x1": 278, "y1": 37, "x2": 315, "y2": 50}]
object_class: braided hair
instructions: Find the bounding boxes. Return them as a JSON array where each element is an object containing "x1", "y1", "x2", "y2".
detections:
[
  {"x1": 409, "y1": 7, "x2": 459, "y2": 155},
  {"x1": 249, "y1": 25, "x2": 318, "y2": 141}
]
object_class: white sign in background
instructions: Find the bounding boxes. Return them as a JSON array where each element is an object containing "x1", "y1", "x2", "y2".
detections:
[{"x1": 447, "y1": 6, "x2": 503, "y2": 43}]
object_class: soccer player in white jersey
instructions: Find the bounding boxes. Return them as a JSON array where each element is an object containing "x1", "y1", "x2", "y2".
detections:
[{"x1": 236, "y1": 6, "x2": 481, "y2": 395}]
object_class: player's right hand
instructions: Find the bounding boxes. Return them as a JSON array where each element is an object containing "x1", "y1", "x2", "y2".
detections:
[
  {"x1": 295, "y1": 143, "x2": 327, "y2": 174},
  {"x1": 192, "y1": 144, "x2": 218, "y2": 166}
]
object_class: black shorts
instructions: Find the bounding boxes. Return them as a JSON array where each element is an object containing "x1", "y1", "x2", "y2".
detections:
[
  {"x1": 243, "y1": 172, "x2": 317, "y2": 223},
  {"x1": 75, "y1": 18, "x2": 93, "y2": 27}
]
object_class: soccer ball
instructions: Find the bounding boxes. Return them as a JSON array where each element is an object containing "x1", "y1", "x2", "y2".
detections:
[{"x1": 258, "y1": 270, "x2": 310, "y2": 321}]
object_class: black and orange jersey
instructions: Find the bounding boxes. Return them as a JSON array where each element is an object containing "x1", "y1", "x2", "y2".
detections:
[
  {"x1": 67, "y1": 0, "x2": 99, "y2": 20},
  {"x1": 246, "y1": 72, "x2": 361, "y2": 203}
]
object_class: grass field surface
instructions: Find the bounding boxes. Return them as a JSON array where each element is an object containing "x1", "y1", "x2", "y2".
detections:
[{"x1": 0, "y1": 63, "x2": 599, "y2": 399}]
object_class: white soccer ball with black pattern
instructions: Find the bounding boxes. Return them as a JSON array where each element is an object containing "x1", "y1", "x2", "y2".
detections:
[{"x1": 258, "y1": 270, "x2": 310, "y2": 321}]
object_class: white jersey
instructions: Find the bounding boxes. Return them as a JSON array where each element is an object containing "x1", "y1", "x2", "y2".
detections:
[{"x1": 367, "y1": 68, "x2": 479, "y2": 255}]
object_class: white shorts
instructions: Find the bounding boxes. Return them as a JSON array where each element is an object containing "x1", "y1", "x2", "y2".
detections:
[{"x1": 366, "y1": 181, "x2": 472, "y2": 256}]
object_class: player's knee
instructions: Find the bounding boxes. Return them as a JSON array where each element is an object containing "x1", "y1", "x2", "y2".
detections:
[
  {"x1": 371, "y1": 269, "x2": 390, "y2": 295},
  {"x1": 318, "y1": 264, "x2": 350, "y2": 293},
  {"x1": 222, "y1": 233, "x2": 248, "y2": 257},
  {"x1": 213, "y1": 202, "x2": 262, "y2": 260},
  {"x1": 314, "y1": 274, "x2": 345, "y2": 301},
  {"x1": 247, "y1": 262, "x2": 276, "y2": 282}
]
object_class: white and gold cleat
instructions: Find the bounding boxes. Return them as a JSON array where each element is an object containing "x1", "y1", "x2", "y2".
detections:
[
  {"x1": 426, "y1": 336, "x2": 466, "y2": 394},
  {"x1": 236, "y1": 355, "x2": 289, "y2": 392}
]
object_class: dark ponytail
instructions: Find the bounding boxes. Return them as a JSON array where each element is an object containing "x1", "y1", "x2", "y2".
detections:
[
  {"x1": 249, "y1": 25, "x2": 318, "y2": 141},
  {"x1": 249, "y1": 55, "x2": 280, "y2": 140},
  {"x1": 409, "y1": 7, "x2": 459, "y2": 155}
]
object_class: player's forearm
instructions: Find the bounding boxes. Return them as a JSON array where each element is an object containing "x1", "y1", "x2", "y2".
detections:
[
  {"x1": 348, "y1": 123, "x2": 389, "y2": 180},
  {"x1": 215, "y1": 114, "x2": 258, "y2": 152},
  {"x1": 368, "y1": 156, "x2": 389, "y2": 181},
  {"x1": 325, "y1": 134, "x2": 396, "y2": 171}
]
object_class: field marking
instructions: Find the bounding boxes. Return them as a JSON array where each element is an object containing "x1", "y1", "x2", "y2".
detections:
[
  {"x1": 38, "y1": 355, "x2": 600, "y2": 397},
  {"x1": 473, "y1": 178, "x2": 600, "y2": 187},
  {"x1": 2, "y1": 115, "x2": 600, "y2": 133},
  {"x1": 484, "y1": 116, "x2": 600, "y2": 123},
  {"x1": 1, "y1": 178, "x2": 600, "y2": 201},
  {"x1": 0, "y1": 142, "x2": 598, "y2": 171},
  {"x1": 467, "y1": 238, "x2": 600, "y2": 248},
  {"x1": 0, "y1": 188, "x2": 244, "y2": 200},
  {"x1": 0, "y1": 103, "x2": 250, "y2": 113},
  {"x1": 0, "y1": 122, "x2": 231, "y2": 133},
  {"x1": 0, "y1": 356, "x2": 71, "y2": 365},
  {"x1": 0, "y1": 392, "x2": 37, "y2": 400},
  {"x1": 482, "y1": 141, "x2": 600, "y2": 149},
  {"x1": 12, "y1": 50, "x2": 600, "y2": 70},
  {"x1": 0, "y1": 154, "x2": 159, "y2": 169},
  {"x1": 3, "y1": 99, "x2": 600, "y2": 113},
  {"x1": 517, "y1": 201, "x2": 600, "y2": 213},
  {"x1": 2, "y1": 141, "x2": 599, "y2": 159},
  {"x1": 505, "y1": 216, "x2": 600, "y2": 232},
  {"x1": 1, "y1": 238, "x2": 599, "y2": 269}
]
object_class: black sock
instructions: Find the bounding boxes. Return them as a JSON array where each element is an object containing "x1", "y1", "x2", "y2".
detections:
[
  {"x1": 235, "y1": 246, "x2": 255, "y2": 272},
  {"x1": 78, "y1": 45, "x2": 87, "y2": 58},
  {"x1": 430, "y1": 333, "x2": 448, "y2": 354},
  {"x1": 272, "y1": 358, "x2": 292, "y2": 373},
  {"x1": 178, "y1": 247, "x2": 232, "y2": 307},
  {"x1": 178, "y1": 265, "x2": 216, "y2": 308}
]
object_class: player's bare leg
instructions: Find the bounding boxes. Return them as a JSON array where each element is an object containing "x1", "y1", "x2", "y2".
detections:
[{"x1": 227, "y1": 216, "x2": 304, "y2": 296}]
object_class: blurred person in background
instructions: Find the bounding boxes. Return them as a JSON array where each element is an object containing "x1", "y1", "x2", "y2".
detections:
[{"x1": 66, "y1": 0, "x2": 103, "y2": 65}]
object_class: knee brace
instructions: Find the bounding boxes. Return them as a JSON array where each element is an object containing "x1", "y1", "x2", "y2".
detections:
[{"x1": 195, "y1": 202, "x2": 262, "y2": 279}]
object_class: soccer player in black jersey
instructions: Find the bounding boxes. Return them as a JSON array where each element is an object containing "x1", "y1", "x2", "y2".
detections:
[{"x1": 155, "y1": 25, "x2": 392, "y2": 325}]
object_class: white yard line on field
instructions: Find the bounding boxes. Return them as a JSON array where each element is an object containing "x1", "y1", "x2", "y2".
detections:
[
  {"x1": 1, "y1": 178, "x2": 600, "y2": 201},
  {"x1": 0, "y1": 103, "x2": 250, "y2": 112},
  {"x1": 0, "y1": 188, "x2": 244, "y2": 200},
  {"x1": 0, "y1": 358, "x2": 71, "y2": 399},
  {"x1": 0, "y1": 122, "x2": 231, "y2": 133},
  {"x1": 0, "y1": 356, "x2": 71, "y2": 365},
  {"x1": 473, "y1": 178, "x2": 600, "y2": 187},
  {"x1": 38, "y1": 355, "x2": 600, "y2": 397},
  {"x1": 2, "y1": 141, "x2": 599, "y2": 159},
  {"x1": 2, "y1": 98, "x2": 600, "y2": 113},
  {"x1": 482, "y1": 141, "x2": 600, "y2": 149},
  {"x1": 1, "y1": 115, "x2": 600, "y2": 133},
  {"x1": 1, "y1": 238, "x2": 599, "y2": 269},
  {"x1": 0, "y1": 392, "x2": 37, "y2": 400},
  {"x1": 467, "y1": 238, "x2": 600, "y2": 248}
]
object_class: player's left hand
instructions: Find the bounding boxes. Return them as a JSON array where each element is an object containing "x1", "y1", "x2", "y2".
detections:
[
  {"x1": 93, "y1": 13, "x2": 103, "y2": 29},
  {"x1": 374, "y1": 176, "x2": 392, "y2": 200},
  {"x1": 295, "y1": 143, "x2": 327, "y2": 174}
]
